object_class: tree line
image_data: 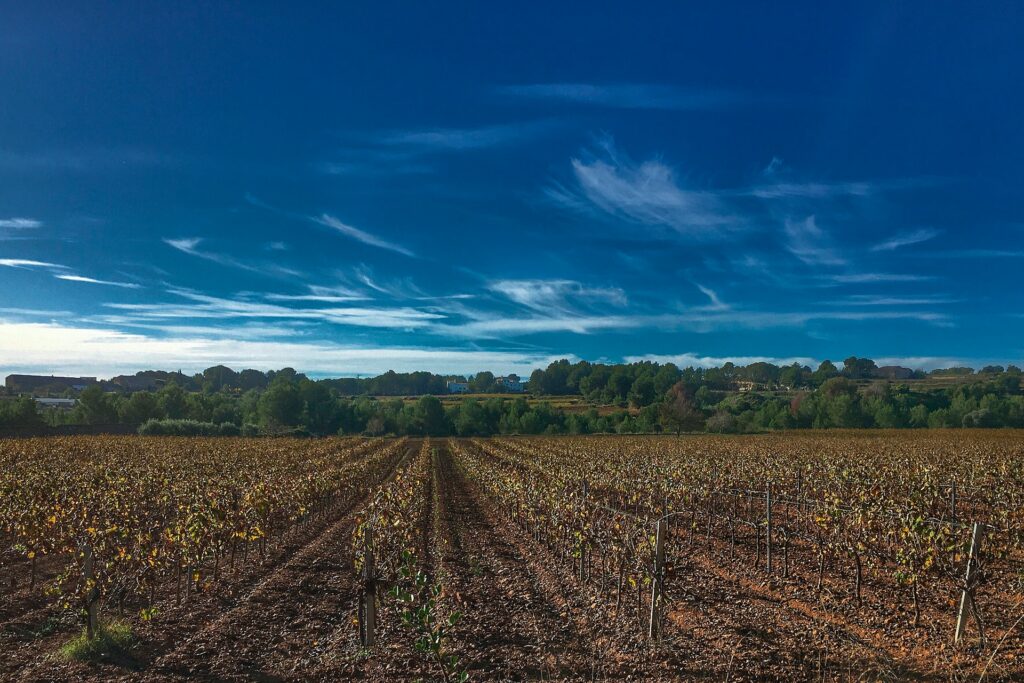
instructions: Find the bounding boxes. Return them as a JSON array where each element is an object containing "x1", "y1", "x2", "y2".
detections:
[{"x1": 1, "y1": 358, "x2": 1021, "y2": 436}]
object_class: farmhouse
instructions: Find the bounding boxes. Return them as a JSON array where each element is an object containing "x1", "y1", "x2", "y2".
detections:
[
  {"x1": 34, "y1": 397, "x2": 78, "y2": 410},
  {"x1": 495, "y1": 374, "x2": 525, "y2": 392},
  {"x1": 111, "y1": 375, "x2": 166, "y2": 392},
  {"x1": 447, "y1": 381, "x2": 470, "y2": 394},
  {"x1": 5, "y1": 374, "x2": 98, "y2": 394}
]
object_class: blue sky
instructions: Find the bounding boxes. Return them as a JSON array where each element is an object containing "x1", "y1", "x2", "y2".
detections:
[{"x1": 1, "y1": 3, "x2": 1022, "y2": 377}]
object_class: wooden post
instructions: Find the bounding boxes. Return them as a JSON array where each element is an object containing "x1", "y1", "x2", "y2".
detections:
[
  {"x1": 360, "y1": 525, "x2": 376, "y2": 647},
  {"x1": 765, "y1": 484, "x2": 773, "y2": 575},
  {"x1": 950, "y1": 481, "x2": 958, "y2": 522},
  {"x1": 82, "y1": 544, "x2": 99, "y2": 640},
  {"x1": 579, "y1": 480, "x2": 588, "y2": 582},
  {"x1": 954, "y1": 522, "x2": 983, "y2": 644},
  {"x1": 648, "y1": 519, "x2": 666, "y2": 640}
]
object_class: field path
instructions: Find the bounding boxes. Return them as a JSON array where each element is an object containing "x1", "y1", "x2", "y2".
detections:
[{"x1": 430, "y1": 442, "x2": 604, "y2": 681}]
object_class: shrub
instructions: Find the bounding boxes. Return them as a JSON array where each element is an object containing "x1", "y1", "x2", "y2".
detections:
[
  {"x1": 706, "y1": 411, "x2": 739, "y2": 433},
  {"x1": 138, "y1": 419, "x2": 239, "y2": 437}
]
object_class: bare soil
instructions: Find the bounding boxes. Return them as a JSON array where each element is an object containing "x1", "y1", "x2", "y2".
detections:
[{"x1": 3, "y1": 438, "x2": 1021, "y2": 681}]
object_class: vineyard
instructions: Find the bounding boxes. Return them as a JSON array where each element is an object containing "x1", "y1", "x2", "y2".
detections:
[{"x1": 2, "y1": 432, "x2": 1023, "y2": 680}]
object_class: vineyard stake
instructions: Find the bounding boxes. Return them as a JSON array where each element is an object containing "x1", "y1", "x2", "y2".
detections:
[
  {"x1": 950, "y1": 481, "x2": 957, "y2": 522},
  {"x1": 648, "y1": 518, "x2": 666, "y2": 640},
  {"x1": 954, "y1": 521, "x2": 983, "y2": 644},
  {"x1": 765, "y1": 484, "x2": 773, "y2": 575},
  {"x1": 361, "y1": 524, "x2": 377, "y2": 647},
  {"x1": 580, "y1": 480, "x2": 589, "y2": 582},
  {"x1": 82, "y1": 544, "x2": 100, "y2": 640}
]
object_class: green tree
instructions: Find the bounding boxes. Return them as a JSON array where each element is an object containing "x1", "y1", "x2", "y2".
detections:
[
  {"x1": 202, "y1": 364, "x2": 238, "y2": 392},
  {"x1": 416, "y1": 395, "x2": 450, "y2": 435},
  {"x1": 120, "y1": 391, "x2": 163, "y2": 425},
  {"x1": 908, "y1": 404, "x2": 930, "y2": 428},
  {"x1": 779, "y1": 363, "x2": 809, "y2": 389},
  {"x1": 812, "y1": 360, "x2": 840, "y2": 386},
  {"x1": 157, "y1": 382, "x2": 189, "y2": 419},
  {"x1": 259, "y1": 378, "x2": 305, "y2": 431},
  {"x1": 824, "y1": 394, "x2": 863, "y2": 427},
  {"x1": 470, "y1": 371, "x2": 496, "y2": 393},
  {"x1": 628, "y1": 376, "x2": 656, "y2": 408},
  {"x1": 659, "y1": 382, "x2": 705, "y2": 435},
  {"x1": 652, "y1": 363, "x2": 681, "y2": 395},
  {"x1": 842, "y1": 356, "x2": 878, "y2": 379},
  {"x1": 454, "y1": 399, "x2": 488, "y2": 436},
  {"x1": 300, "y1": 380, "x2": 342, "y2": 435},
  {"x1": 74, "y1": 385, "x2": 120, "y2": 425},
  {"x1": 0, "y1": 397, "x2": 43, "y2": 428}
]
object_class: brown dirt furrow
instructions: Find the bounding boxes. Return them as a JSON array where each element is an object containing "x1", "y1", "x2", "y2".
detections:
[
  {"x1": 310, "y1": 442, "x2": 442, "y2": 681},
  {"x1": 434, "y1": 444, "x2": 599, "y2": 681},
  {"x1": 663, "y1": 531, "x2": 988, "y2": 680},
  {"x1": 658, "y1": 549, "x2": 908, "y2": 681}
]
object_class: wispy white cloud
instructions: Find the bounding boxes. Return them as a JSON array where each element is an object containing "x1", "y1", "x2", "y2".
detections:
[
  {"x1": 264, "y1": 282, "x2": 370, "y2": 304},
  {"x1": 762, "y1": 157, "x2": 784, "y2": 176},
  {"x1": 314, "y1": 214, "x2": 416, "y2": 258},
  {"x1": 695, "y1": 284, "x2": 729, "y2": 311},
  {"x1": 824, "y1": 272, "x2": 936, "y2": 284},
  {"x1": 163, "y1": 237, "x2": 260, "y2": 272},
  {"x1": 104, "y1": 289, "x2": 445, "y2": 330},
  {"x1": 320, "y1": 122, "x2": 555, "y2": 176},
  {"x1": 0, "y1": 316, "x2": 981, "y2": 378},
  {"x1": 307, "y1": 284, "x2": 367, "y2": 299},
  {"x1": 871, "y1": 228, "x2": 940, "y2": 252},
  {"x1": 0, "y1": 307, "x2": 71, "y2": 318},
  {"x1": 55, "y1": 274, "x2": 141, "y2": 289},
  {"x1": 624, "y1": 353, "x2": 817, "y2": 368},
  {"x1": 377, "y1": 121, "x2": 554, "y2": 151},
  {"x1": 0, "y1": 258, "x2": 67, "y2": 269},
  {"x1": 829, "y1": 294, "x2": 959, "y2": 306},
  {"x1": 749, "y1": 181, "x2": 873, "y2": 199},
  {"x1": 873, "y1": 356, "x2": 969, "y2": 370},
  {"x1": 784, "y1": 216, "x2": 846, "y2": 266},
  {"x1": 495, "y1": 83, "x2": 748, "y2": 110},
  {"x1": 549, "y1": 139, "x2": 737, "y2": 238},
  {"x1": 91, "y1": 321, "x2": 314, "y2": 340},
  {"x1": 488, "y1": 279, "x2": 627, "y2": 313},
  {"x1": 0, "y1": 320, "x2": 571, "y2": 377},
  {"x1": 163, "y1": 237, "x2": 304, "y2": 278},
  {"x1": 346, "y1": 264, "x2": 436, "y2": 300},
  {"x1": 165, "y1": 237, "x2": 200, "y2": 253},
  {"x1": 0, "y1": 218, "x2": 41, "y2": 229},
  {"x1": 434, "y1": 308, "x2": 951, "y2": 339},
  {"x1": 917, "y1": 249, "x2": 1024, "y2": 259},
  {"x1": 625, "y1": 353, "x2": 981, "y2": 371},
  {"x1": 263, "y1": 294, "x2": 366, "y2": 303}
]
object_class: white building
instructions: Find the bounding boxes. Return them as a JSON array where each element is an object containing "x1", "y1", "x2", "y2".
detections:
[
  {"x1": 35, "y1": 397, "x2": 78, "y2": 410},
  {"x1": 447, "y1": 381, "x2": 470, "y2": 394},
  {"x1": 495, "y1": 374, "x2": 525, "y2": 392}
]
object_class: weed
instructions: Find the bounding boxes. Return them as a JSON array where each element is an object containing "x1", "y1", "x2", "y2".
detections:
[{"x1": 59, "y1": 620, "x2": 134, "y2": 662}]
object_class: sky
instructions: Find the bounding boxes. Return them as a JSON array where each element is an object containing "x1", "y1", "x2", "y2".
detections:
[{"x1": 1, "y1": 3, "x2": 1023, "y2": 378}]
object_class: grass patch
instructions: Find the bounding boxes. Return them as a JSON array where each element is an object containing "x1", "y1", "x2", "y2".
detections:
[{"x1": 59, "y1": 620, "x2": 135, "y2": 663}]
